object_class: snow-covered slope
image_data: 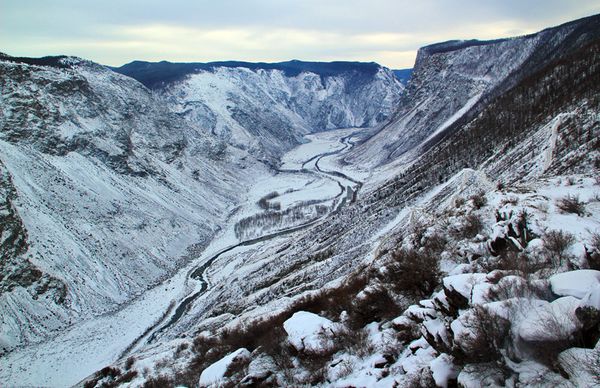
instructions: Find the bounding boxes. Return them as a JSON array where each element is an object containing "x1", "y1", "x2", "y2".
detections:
[
  {"x1": 113, "y1": 60, "x2": 403, "y2": 161},
  {"x1": 347, "y1": 13, "x2": 600, "y2": 169},
  {"x1": 0, "y1": 55, "x2": 265, "y2": 352}
]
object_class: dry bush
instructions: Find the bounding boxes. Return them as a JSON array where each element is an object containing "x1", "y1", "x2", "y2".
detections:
[
  {"x1": 257, "y1": 191, "x2": 280, "y2": 210},
  {"x1": 175, "y1": 313, "x2": 290, "y2": 387},
  {"x1": 173, "y1": 342, "x2": 188, "y2": 359},
  {"x1": 347, "y1": 284, "x2": 402, "y2": 329},
  {"x1": 542, "y1": 230, "x2": 575, "y2": 267},
  {"x1": 332, "y1": 326, "x2": 374, "y2": 358},
  {"x1": 385, "y1": 248, "x2": 440, "y2": 298},
  {"x1": 223, "y1": 354, "x2": 250, "y2": 383},
  {"x1": 556, "y1": 195, "x2": 586, "y2": 216},
  {"x1": 483, "y1": 271, "x2": 531, "y2": 302},
  {"x1": 396, "y1": 367, "x2": 437, "y2": 388},
  {"x1": 423, "y1": 231, "x2": 448, "y2": 254},
  {"x1": 125, "y1": 356, "x2": 135, "y2": 370},
  {"x1": 292, "y1": 271, "x2": 368, "y2": 320},
  {"x1": 113, "y1": 370, "x2": 138, "y2": 387},
  {"x1": 142, "y1": 374, "x2": 175, "y2": 388},
  {"x1": 456, "y1": 305, "x2": 510, "y2": 365},
  {"x1": 482, "y1": 251, "x2": 549, "y2": 280},
  {"x1": 295, "y1": 345, "x2": 338, "y2": 385},
  {"x1": 470, "y1": 191, "x2": 488, "y2": 209},
  {"x1": 455, "y1": 197, "x2": 466, "y2": 208},
  {"x1": 84, "y1": 366, "x2": 130, "y2": 388},
  {"x1": 451, "y1": 214, "x2": 484, "y2": 239}
]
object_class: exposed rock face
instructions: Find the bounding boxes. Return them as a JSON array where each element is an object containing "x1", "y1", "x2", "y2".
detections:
[{"x1": 113, "y1": 60, "x2": 404, "y2": 161}]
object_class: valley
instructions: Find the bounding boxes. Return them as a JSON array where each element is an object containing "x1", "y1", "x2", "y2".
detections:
[
  {"x1": 0, "y1": 127, "x2": 363, "y2": 387},
  {"x1": 1, "y1": 12, "x2": 599, "y2": 388}
]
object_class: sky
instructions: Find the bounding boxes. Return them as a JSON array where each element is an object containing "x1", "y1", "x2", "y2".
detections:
[{"x1": 2, "y1": 1, "x2": 600, "y2": 69}]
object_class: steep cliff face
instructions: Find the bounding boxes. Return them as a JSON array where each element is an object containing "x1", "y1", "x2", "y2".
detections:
[
  {"x1": 0, "y1": 55, "x2": 263, "y2": 351},
  {"x1": 113, "y1": 60, "x2": 403, "y2": 161},
  {"x1": 347, "y1": 14, "x2": 600, "y2": 169}
]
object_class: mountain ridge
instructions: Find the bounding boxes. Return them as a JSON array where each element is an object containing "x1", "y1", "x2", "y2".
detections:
[{"x1": 111, "y1": 59, "x2": 386, "y2": 89}]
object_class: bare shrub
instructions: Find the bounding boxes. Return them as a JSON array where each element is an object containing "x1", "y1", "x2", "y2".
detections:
[
  {"x1": 296, "y1": 345, "x2": 338, "y2": 385},
  {"x1": 176, "y1": 342, "x2": 190, "y2": 358},
  {"x1": 542, "y1": 230, "x2": 575, "y2": 267},
  {"x1": 348, "y1": 284, "x2": 402, "y2": 329},
  {"x1": 470, "y1": 191, "x2": 487, "y2": 209},
  {"x1": 142, "y1": 374, "x2": 174, "y2": 388},
  {"x1": 451, "y1": 214, "x2": 484, "y2": 239},
  {"x1": 84, "y1": 366, "x2": 122, "y2": 388},
  {"x1": 223, "y1": 353, "x2": 250, "y2": 383},
  {"x1": 292, "y1": 272, "x2": 368, "y2": 321},
  {"x1": 333, "y1": 359, "x2": 355, "y2": 379},
  {"x1": 423, "y1": 231, "x2": 447, "y2": 254},
  {"x1": 456, "y1": 305, "x2": 510, "y2": 365},
  {"x1": 332, "y1": 326, "x2": 374, "y2": 357},
  {"x1": 120, "y1": 370, "x2": 138, "y2": 383},
  {"x1": 527, "y1": 311, "x2": 584, "y2": 369},
  {"x1": 257, "y1": 191, "x2": 280, "y2": 210},
  {"x1": 125, "y1": 356, "x2": 135, "y2": 370},
  {"x1": 385, "y1": 248, "x2": 440, "y2": 298},
  {"x1": 455, "y1": 197, "x2": 466, "y2": 208},
  {"x1": 556, "y1": 195, "x2": 586, "y2": 216},
  {"x1": 175, "y1": 313, "x2": 291, "y2": 387},
  {"x1": 483, "y1": 251, "x2": 549, "y2": 280}
]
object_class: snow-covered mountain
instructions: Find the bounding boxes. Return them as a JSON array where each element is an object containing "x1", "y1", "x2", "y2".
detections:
[
  {"x1": 0, "y1": 54, "x2": 270, "y2": 352},
  {"x1": 113, "y1": 60, "x2": 403, "y2": 161},
  {"x1": 346, "y1": 13, "x2": 600, "y2": 169},
  {"x1": 0, "y1": 54, "x2": 402, "y2": 357},
  {"x1": 68, "y1": 14, "x2": 599, "y2": 387},
  {"x1": 1, "y1": 12, "x2": 599, "y2": 388}
]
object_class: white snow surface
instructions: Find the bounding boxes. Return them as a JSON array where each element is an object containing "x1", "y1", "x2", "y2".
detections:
[
  {"x1": 443, "y1": 273, "x2": 488, "y2": 301},
  {"x1": 549, "y1": 270, "x2": 600, "y2": 298},
  {"x1": 198, "y1": 348, "x2": 251, "y2": 386},
  {"x1": 518, "y1": 296, "x2": 582, "y2": 342},
  {"x1": 283, "y1": 311, "x2": 335, "y2": 352},
  {"x1": 579, "y1": 283, "x2": 600, "y2": 310},
  {"x1": 430, "y1": 354, "x2": 460, "y2": 388}
]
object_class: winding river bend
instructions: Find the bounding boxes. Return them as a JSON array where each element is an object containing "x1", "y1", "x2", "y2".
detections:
[{"x1": 120, "y1": 129, "x2": 362, "y2": 358}]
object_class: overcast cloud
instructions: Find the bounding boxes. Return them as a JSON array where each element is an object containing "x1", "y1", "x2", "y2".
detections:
[{"x1": 2, "y1": 1, "x2": 599, "y2": 68}]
